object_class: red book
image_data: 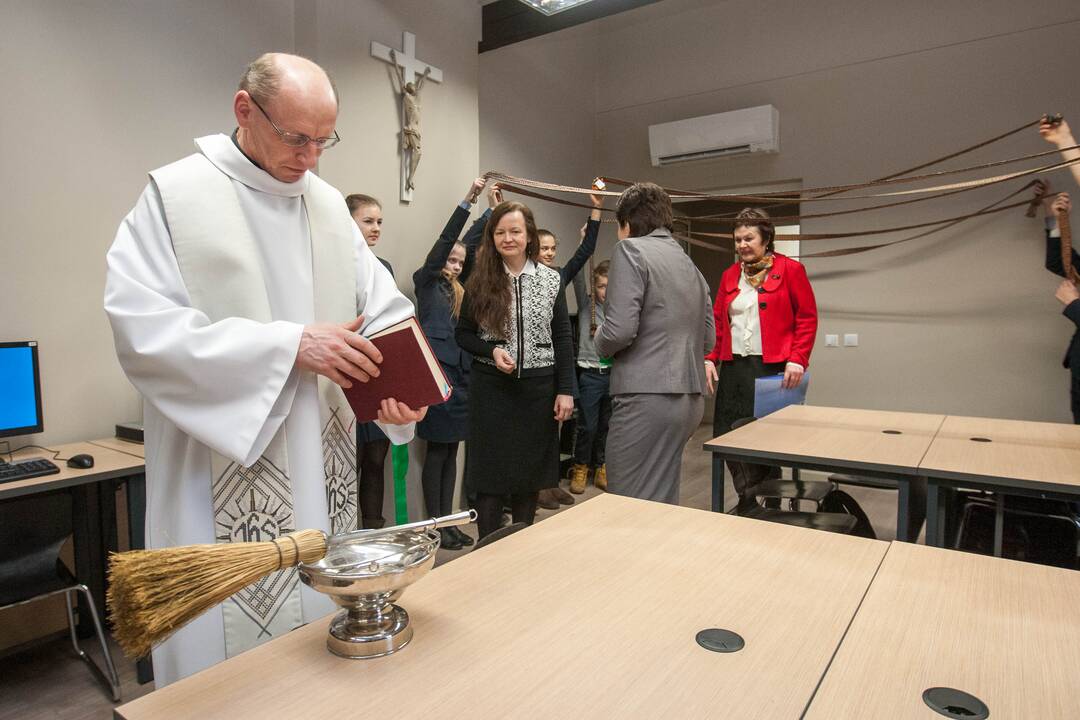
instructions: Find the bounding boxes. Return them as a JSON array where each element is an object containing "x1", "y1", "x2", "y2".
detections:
[{"x1": 343, "y1": 317, "x2": 452, "y2": 423}]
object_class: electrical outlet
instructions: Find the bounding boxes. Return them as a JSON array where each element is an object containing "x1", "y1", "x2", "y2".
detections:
[
  {"x1": 825, "y1": 334, "x2": 839, "y2": 347},
  {"x1": 843, "y1": 333, "x2": 859, "y2": 347}
]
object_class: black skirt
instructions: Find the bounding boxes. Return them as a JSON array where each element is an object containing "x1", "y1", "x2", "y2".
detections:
[
  {"x1": 417, "y1": 361, "x2": 469, "y2": 443},
  {"x1": 714, "y1": 355, "x2": 786, "y2": 437},
  {"x1": 465, "y1": 364, "x2": 559, "y2": 495}
]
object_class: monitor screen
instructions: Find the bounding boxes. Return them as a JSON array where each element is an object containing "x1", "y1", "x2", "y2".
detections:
[{"x1": 0, "y1": 341, "x2": 44, "y2": 439}]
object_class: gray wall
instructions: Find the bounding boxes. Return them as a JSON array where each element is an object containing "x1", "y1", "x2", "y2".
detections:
[
  {"x1": 480, "y1": 0, "x2": 1080, "y2": 421},
  {"x1": 0, "y1": 0, "x2": 479, "y2": 649}
]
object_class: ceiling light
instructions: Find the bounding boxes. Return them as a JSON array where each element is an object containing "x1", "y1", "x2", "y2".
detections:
[{"x1": 515, "y1": 0, "x2": 596, "y2": 16}]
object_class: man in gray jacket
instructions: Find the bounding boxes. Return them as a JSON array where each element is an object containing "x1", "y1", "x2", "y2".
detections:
[{"x1": 594, "y1": 182, "x2": 714, "y2": 504}]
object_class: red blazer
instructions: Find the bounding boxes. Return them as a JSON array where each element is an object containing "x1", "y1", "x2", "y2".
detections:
[{"x1": 706, "y1": 253, "x2": 818, "y2": 367}]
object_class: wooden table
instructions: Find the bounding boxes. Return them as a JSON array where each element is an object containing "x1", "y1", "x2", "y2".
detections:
[
  {"x1": 89, "y1": 436, "x2": 145, "y2": 459},
  {"x1": 920, "y1": 415, "x2": 1080, "y2": 552},
  {"x1": 705, "y1": 405, "x2": 945, "y2": 541},
  {"x1": 804, "y1": 541, "x2": 1080, "y2": 718},
  {"x1": 1, "y1": 442, "x2": 145, "y2": 641},
  {"x1": 115, "y1": 494, "x2": 888, "y2": 720}
]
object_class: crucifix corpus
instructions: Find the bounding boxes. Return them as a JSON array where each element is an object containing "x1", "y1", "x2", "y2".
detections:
[{"x1": 371, "y1": 32, "x2": 443, "y2": 202}]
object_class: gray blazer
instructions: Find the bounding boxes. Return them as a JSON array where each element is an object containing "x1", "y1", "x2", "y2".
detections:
[{"x1": 594, "y1": 230, "x2": 714, "y2": 395}]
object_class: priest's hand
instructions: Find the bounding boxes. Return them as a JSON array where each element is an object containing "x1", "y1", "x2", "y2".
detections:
[
  {"x1": 554, "y1": 394, "x2": 574, "y2": 422},
  {"x1": 378, "y1": 398, "x2": 428, "y2": 425},
  {"x1": 296, "y1": 316, "x2": 382, "y2": 388}
]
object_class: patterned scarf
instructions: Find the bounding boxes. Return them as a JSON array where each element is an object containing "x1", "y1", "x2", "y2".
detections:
[{"x1": 741, "y1": 254, "x2": 774, "y2": 289}]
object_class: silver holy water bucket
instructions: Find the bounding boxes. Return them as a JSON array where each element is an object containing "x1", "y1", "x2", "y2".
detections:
[{"x1": 298, "y1": 510, "x2": 474, "y2": 659}]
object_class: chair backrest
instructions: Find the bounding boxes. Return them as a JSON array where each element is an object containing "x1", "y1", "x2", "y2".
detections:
[
  {"x1": 0, "y1": 492, "x2": 73, "y2": 567},
  {"x1": 474, "y1": 522, "x2": 528, "y2": 551}
]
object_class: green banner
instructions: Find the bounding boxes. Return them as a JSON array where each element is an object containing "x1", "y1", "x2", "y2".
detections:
[{"x1": 391, "y1": 443, "x2": 410, "y2": 525}]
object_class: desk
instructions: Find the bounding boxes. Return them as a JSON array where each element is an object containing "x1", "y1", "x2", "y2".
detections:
[
  {"x1": 705, "y1": 405, "x2": 945, "y2": 541},
  {"x1": 89, "y1": 436, "x2": 145, "y2": 460},
  {"x1": 804, "y1": 541, "x2": 1080, "y2": 718},
  {"x1": 921, "y1": 415, "x2": 1080, "y2": 551},
  {"x1": 1, "y1": 442, "x2": 145, "y2": 670},
  {"x1": 115, "y1": 494, "x2": 888, "y2": 719}
]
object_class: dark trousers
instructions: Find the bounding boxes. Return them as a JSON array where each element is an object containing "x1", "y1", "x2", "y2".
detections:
[
  {"x1": 475, "y1": 492, "x2": 537, "y2": 539},
  {"x1": 422, "y1": 441, "x2": 459, "y2": 519},
  {"x1": 714, "y1": 356, "x2": 785, "y2": 501},
  {"x1": 357, "y1": 438, "x2": 390, "y2": 529},
  {"x1": 573, "y1": 368, "x2": 611, "y2": 466}
]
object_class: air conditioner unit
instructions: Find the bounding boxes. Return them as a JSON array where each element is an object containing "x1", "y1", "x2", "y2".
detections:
[{"x1": 648, "y1": 105, "x2": 779, "y2": 167}]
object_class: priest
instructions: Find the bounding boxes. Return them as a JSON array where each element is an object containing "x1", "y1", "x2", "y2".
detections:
[{"x1": 104, "y1": 53, "x2": 426, "y2": 686}]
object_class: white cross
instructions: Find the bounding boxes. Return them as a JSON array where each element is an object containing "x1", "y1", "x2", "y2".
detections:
[{"x1": 371, "y1": 31, "x2": 443, "y2": 84}]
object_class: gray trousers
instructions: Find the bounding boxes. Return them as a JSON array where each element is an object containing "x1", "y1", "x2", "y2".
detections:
[{"x1": 606, "y1": 393, "x2": 704, "y2": 505}]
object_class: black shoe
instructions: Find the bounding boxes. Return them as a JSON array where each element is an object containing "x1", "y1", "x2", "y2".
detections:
[
  {"x1": 439, "y1": 527, "x2": 463, "y2": 550},
  {"x1": 448, "y1": 525, "x2": 474, "y2": 547}
]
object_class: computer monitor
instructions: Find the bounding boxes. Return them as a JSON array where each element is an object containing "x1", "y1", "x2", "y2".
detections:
[{"x1": 0, "y1": 341, "x2": 44, "y2": 439}]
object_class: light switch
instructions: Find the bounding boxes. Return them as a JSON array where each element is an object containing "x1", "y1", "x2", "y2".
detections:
[
  {"x1": 825, "y1": 334, "x2": 839, "y2": 347},
  {"x1": 843, "y1": 333, "x2": 859, "y2": 347}
]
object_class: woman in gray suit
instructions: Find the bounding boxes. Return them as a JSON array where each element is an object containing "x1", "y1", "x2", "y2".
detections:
[{"x1": 594, "y1": 182, "x2": 714, "y2": 504}]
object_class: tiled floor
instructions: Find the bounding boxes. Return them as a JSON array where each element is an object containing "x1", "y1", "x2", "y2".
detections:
[{"x1": 0, "y1": 423, "x2": 904, "y2": 719}]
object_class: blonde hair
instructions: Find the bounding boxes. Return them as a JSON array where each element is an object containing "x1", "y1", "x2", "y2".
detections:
[{"x1": 442, "y1": 241, "x2": 466, "y2": 318}]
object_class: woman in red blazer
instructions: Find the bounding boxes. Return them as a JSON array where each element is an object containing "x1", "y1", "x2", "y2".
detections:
[{"x1": 704, "y1": 208, "x2": 818, "y2": 509}]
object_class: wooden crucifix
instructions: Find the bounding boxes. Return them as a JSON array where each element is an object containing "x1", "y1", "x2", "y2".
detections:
[{"x1": 371, "y1": 32, "x2": 443, "y2": 202}]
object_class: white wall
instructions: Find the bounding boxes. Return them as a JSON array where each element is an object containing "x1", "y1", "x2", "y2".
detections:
[
  {"x1": 0, "y1": 0, "x2": 480, "y2": 649},
  {"x1": 479, "y1": 21, "x2": 617, "y2": 310},
  {"x1": 480, "y1": 0, "x2": 1080, "y2": 421}
]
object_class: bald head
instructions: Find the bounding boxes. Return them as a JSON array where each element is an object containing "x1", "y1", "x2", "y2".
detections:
[
  {"x1": 239, "y1": 52, "x2": 338, "y2": 108},
  {"x1": 234, "y1": 53, "x2": 340, "y2": 183}
]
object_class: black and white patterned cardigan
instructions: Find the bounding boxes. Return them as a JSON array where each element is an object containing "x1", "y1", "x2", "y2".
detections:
[{"x1": 455, "y1": 260, "x2": 575, "y2": 393}]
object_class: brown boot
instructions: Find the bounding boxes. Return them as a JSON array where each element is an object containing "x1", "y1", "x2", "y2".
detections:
[
  {"x1": 569, "y1": 463, "x2": 588, "y2": 494},
  {"x1": 594, "y1": 464, "x2": 607, "y2": 491}
]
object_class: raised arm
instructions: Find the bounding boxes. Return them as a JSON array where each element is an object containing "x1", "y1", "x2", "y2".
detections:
[
  {"x1": 414, "y1": 177, "x2": 486, "y2": 289},
  {"x1": 1040, "y1": 116, "x2": 1080, "y2": 188},
  {"x1": 559, "y1": 191, "x2": 604, "y2": 289}
]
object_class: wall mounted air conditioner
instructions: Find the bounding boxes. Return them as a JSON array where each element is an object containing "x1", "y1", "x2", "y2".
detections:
[{"x1": 648, "y1": 105, "x2": 779, "y2": 167}]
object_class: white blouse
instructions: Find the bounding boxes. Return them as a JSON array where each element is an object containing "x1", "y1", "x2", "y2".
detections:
[{"x1": 729, "y1": 270, "x2": 762, "y2": 357}]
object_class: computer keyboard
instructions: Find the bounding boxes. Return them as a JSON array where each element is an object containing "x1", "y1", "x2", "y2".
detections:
[{"x1": 0, "y1": 457, "x2": 61, "y2": 484}]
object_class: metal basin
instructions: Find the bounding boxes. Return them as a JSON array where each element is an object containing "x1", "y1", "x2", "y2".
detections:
[{"x1": 298, "y1": 529, "x2": 439, "y2": 658}]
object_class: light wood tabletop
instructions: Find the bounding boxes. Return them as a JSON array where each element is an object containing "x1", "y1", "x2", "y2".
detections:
[
  {"x1": 919, "y1": 414, "x2": 1080, "y2": 491},
  {"x1": 0, "y1": 441, "x2": 144, "y2": 500},
  {"x1": 804, "y1": 541, "x2": 1080, "y2": 719},
  {"x1": 115, "y1": 494, "x2": 888, "y2": 720},
  {"x1": 705, "y1": 405, "x2": 946, "y2": 474},
  {"x1": 89, "y1": 436, "x2": 146, "y2": 460}
]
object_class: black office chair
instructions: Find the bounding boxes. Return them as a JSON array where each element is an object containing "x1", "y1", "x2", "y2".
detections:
[
  {"x1": 473, "y1": 522, "x2": 528, "y2": 550},
  {"x1": 0, "y1": 492, "x2": 120, "y2": 700},
  {"x1": 953, "y1": 492, "x2": 1080, "y2": 569},
  {"x1": 728, "y1": 417, "x2": 838, "y2": 512}
]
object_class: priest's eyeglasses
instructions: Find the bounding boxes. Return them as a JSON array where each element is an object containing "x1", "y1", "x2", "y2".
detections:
[{"x1": 250, "y1": 96, "x2": 341, "y2": 149}]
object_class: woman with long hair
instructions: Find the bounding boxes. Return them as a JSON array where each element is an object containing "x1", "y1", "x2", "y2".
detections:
[
  {"x1": 412, "y1": 177, "x2": 490, "y2": 550},
  {"x1": 456, "y1": 200, "x2": 575, "y2": 539}
]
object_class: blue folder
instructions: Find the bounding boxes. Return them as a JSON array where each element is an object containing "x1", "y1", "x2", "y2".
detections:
[{"x1": 753, "y1": 371, "x2": 810, "y2": 418}]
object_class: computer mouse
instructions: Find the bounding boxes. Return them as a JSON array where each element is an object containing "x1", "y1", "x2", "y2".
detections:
[{"x1": 67, "y1": 453, "x2": 95, "y2": 469}]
